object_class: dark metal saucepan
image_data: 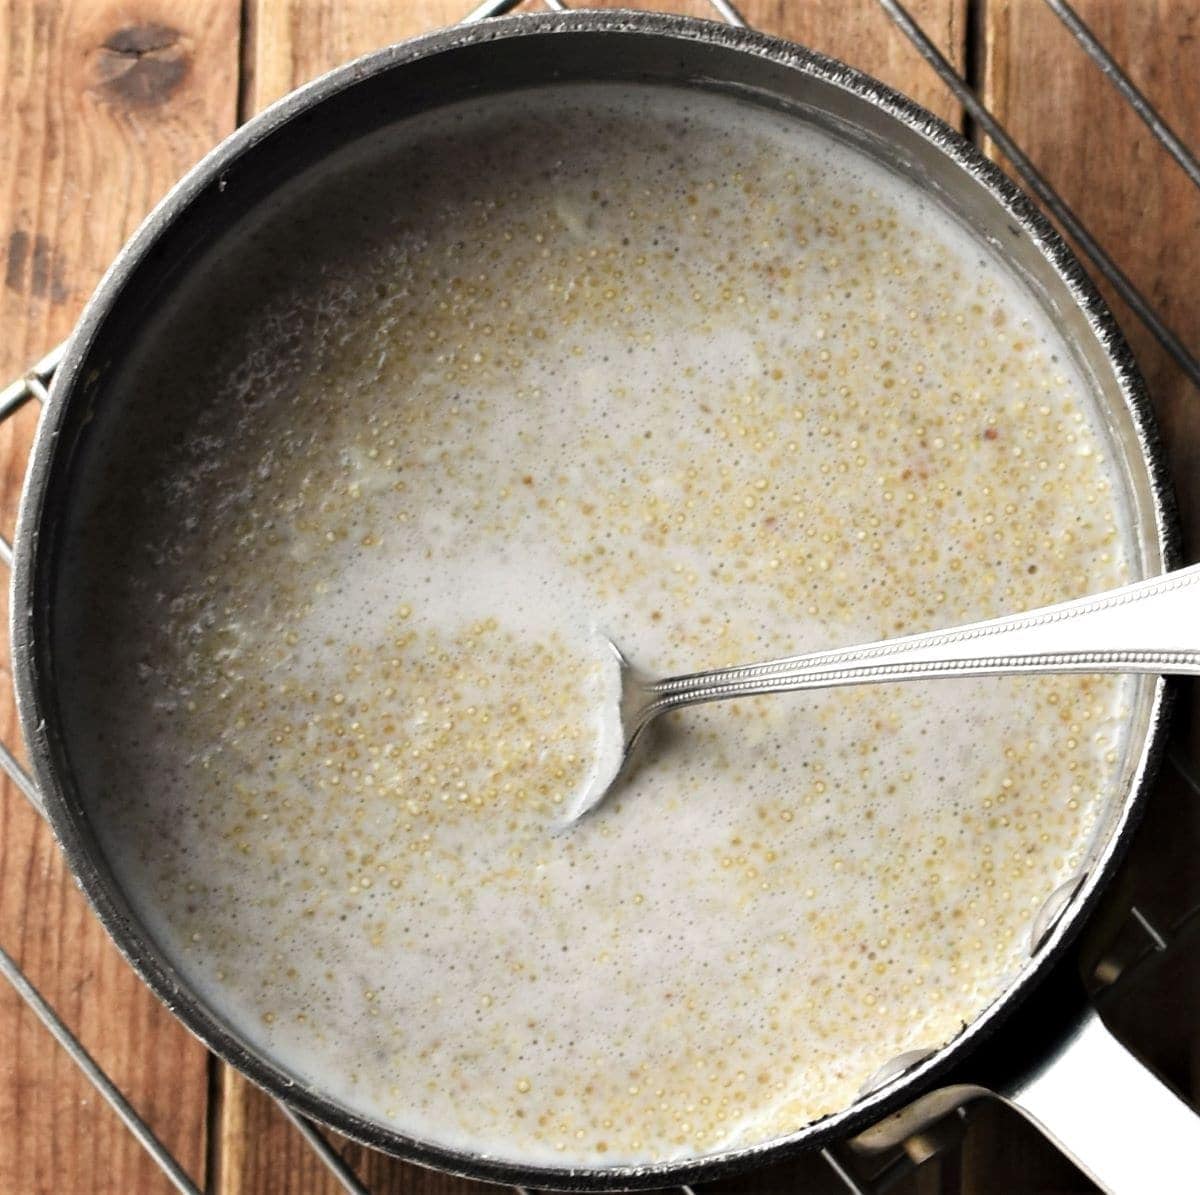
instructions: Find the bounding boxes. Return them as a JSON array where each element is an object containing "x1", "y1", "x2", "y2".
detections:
[{"x1": 10, "y1": 11, "x2": 1200, "y2": 1192}]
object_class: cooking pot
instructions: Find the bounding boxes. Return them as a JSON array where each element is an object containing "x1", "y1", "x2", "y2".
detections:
[{"x1": 10, "y1": 10, "x2": 1200, "y2": 1192}]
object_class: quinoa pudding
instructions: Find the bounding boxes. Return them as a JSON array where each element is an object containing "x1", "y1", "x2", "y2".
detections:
[{"x1": 57, "y1": 84, "x2": 1139, "y2": 1165}]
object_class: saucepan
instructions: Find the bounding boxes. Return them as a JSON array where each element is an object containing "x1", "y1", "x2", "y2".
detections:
[{"x1": 9, "y1": 11, "x2": 1200, "y2": 1192}]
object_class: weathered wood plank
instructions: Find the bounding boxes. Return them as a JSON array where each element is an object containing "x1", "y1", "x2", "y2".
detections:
[
  {"x1": 968, "y1": 1, "x2": 1200, "y2": 1190},
  {"x1": 0, "y1": 3, "x2": 240, "y2": 1193},
  {"x1": 245, "y1": 0, "x2": 966, "y2": 126},
  {"x1": 981, "y1": 0, "x2": 1200, "y2": 547}
]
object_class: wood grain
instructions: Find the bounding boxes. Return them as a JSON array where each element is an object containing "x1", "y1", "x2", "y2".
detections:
[
  {"x1": 0, "y1": 2, "x2": 240, "y2": 1193},
  {"x1": 244, "y1": 0, "x2": 967, "y2": 124},
  {"x1": 964, "y1": 1, "x2": 1200, "y2": 1190}
]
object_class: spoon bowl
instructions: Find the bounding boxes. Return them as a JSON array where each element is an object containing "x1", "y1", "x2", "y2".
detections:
[{"x1": 572, "y1": 561, "x2": 1200, "y2": 820}]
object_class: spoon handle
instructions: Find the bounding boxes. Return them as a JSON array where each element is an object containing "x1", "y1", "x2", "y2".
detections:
[{"x1": 646, "y1": 561, "x2": 1200, "y2": 712}]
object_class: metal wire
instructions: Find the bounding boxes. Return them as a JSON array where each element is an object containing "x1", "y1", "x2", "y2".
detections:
[
  {"x1": 0, "y1": 945, "x2": 203, "y2": 1195},
  {"x1": 0, "y1": 341, "x2": 62, "y2": 420},
  {"x1": 1, "y1": 3, "x2": 1198, "y2": 1194},
  {"x1": 877, "y1": 0, "x2": 1200, "y2": 392},
  {"x1": 463, "y1": 0, "x2": 745, "y2": 23},
  {"x1": 1130, "y1": 905, "x2": 1169, "y2": 953},
  {"x1": 1044, "y1": 0, "x2": 1200, "y2": 190},
  {"x1": 821, "y1": 1148, "x2": 872, "y2": 1195},
  {"x1": 0, "y1": 740, "x2": 44, "y2": 818},
  {"x1": 460, "y1": 0, "x2": 522, "y2": 23},
  {"x1": 1170, "y1": 749, "x2": 1200, "y2": 800},
  {"x1": 276, "y1": 1106, "x2": 373, "y2": 1195},
  {"x1": 707, "y1": 0, "x2": 748, "y2": 27}
]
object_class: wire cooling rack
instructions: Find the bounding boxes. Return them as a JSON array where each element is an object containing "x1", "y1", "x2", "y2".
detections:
[{"x1": 2, "y1": 2, "x2": 1198, "y2": 1192}]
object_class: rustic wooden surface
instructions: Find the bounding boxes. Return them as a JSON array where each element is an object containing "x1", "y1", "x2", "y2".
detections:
[
  {"x1": 0, "y1": 2, "x2": 1196, "y2": 1193},
  {"x1": 0, "y1": 4, "x2": 239, "y2": 1194}
]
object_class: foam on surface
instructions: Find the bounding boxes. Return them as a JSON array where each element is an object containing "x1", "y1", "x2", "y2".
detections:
[{"x1": 56, "y1": 83, "x2": 1138, "y2": 1166}]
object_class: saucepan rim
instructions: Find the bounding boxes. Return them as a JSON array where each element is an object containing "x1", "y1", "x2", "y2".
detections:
[{"x1": 10, "y1": 9, "x2": 1177, "y2": 1190}]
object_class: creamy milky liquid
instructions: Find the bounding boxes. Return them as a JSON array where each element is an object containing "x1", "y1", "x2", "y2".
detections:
[{"x1": 58, "y1": 85, "x2": 1139, "y2": 1165}]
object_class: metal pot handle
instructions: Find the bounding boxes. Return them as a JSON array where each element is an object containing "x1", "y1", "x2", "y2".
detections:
[
  {"x1": 998, "y1": 1004, "x2": 1200, "y2": 1193},
  {"x1": 853, "y1": 956, "x2": 1200, "y2": 1194}
]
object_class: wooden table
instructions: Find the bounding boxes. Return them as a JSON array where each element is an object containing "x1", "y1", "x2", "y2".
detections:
[{"x1": 1, "y1": 2, "x2": 1197, "y2": 1192}]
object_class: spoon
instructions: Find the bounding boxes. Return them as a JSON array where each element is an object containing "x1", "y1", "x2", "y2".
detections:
[{"x1": 575, "y1": 561, "x2": 1200, "y2": 819}]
